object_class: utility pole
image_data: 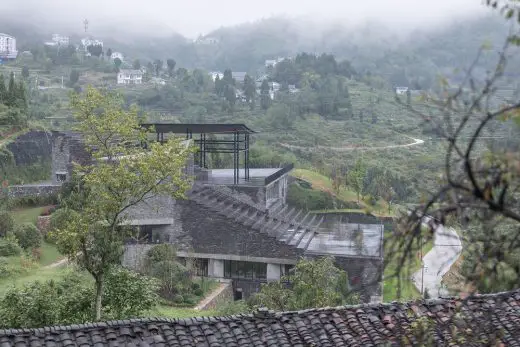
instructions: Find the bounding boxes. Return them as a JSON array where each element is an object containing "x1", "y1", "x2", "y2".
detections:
[
  {"x1": 61, "y1": 76, "x2": 64, "y2": 89},
  {"x1": 83, "y1": 19, "x2": 89, "y2": 33}
]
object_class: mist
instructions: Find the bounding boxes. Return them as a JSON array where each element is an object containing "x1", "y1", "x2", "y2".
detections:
[{"x1": 0, "y1": 0, "x2": 490, "y2": 39}]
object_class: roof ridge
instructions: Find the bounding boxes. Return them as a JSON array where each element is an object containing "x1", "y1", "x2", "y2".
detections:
[{"x1": 2, "y1": 289, "x2": 519, "y2": 334}]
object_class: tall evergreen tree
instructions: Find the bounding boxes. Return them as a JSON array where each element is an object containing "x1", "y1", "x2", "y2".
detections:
[
  {"x1": 6, "y1": 72, "x2": 16, "y2": 107},
  {"x1": 260, "y1": 80, "x2": 271, "y2": 110},
  {"x1": 0, "y1": 74, "x2": 6, "y2": 104},
  {"x1": 243, "y1": 74, "x2": 256, "y2": 105}
]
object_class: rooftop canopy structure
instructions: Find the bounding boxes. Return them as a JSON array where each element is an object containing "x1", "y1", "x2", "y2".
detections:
[{"x1": 141, "y1": 123, "x2": 256, "y2": 185}]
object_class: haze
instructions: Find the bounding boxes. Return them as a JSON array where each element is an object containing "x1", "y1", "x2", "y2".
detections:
[{"x1": 1, "y1": 0, "x2": 490, "y2": 38}]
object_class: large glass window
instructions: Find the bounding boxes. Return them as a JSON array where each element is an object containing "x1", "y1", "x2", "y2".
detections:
[{"x1": 224, "y1": 260, "x2": 267, "y2": 280}]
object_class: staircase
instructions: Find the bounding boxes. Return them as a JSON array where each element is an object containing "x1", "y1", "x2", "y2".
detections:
[{"x1": 188, "y1": 186, "x2": 324, "y2": 251}]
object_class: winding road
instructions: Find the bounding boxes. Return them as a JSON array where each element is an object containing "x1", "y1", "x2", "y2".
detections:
[
  {"x1": 411, "y1": 222, "x2": 462, "y2": 298},
  {"x1": 279, "y1": 137, "x2": 424, "y2": 152}
]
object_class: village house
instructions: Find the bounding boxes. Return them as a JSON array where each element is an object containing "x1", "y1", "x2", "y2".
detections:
[
  {"x1": 50, "y1": 124, "x2": 384, "y2": 303},
  {"x1": 0, "y1": 33, "x2": 18, "y2": 60},
  {"x1": 45, "y1": 34, "x2": 70, "y2": 46},
  {"x1": 117, "y1": 69, "x2": 143, "y2": 85},
  {"x1": 110, "y1": 51, "x2": 124, "y2": 62},
  {"x1": 395, "y1": 86, "x2": 409, "y2": 95}
]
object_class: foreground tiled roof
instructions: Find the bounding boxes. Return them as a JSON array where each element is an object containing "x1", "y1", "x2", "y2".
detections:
[{"x1": 1, "y1": 290, "x2": 520, "y2": 346}]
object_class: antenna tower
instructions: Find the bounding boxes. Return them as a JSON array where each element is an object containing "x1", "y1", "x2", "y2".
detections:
[{"x1": 83, "y1": 19, "x2": 89, "y2": 33}]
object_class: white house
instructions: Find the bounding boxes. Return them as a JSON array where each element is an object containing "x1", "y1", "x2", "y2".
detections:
[
  {"x1": 117, "y1": 69, "x2": 143, "y2": 85},
  {"x1": 81, "y1": 38, "x2": 104, "y2": 52},
  {"x1": 265, "y1": 57, "x2": 286, "y2": 68},
  {"x1": 209, "y1": 72, "x2": 224, "y2": 81},
  {"x1": 52, "y1": 34, "x2": 69, "y2": 46},
  {"x1": 395, "y1": 86, "x2": 409, "y2": 95},
  {"x1": 0, "y1": 33, "x2": 18, "y2": 59},
  {"x1": 194, "y1": 36, "x2": 219, "y2": 45},
  {"x1": 111, "y1": 52, "x2": 124, "y2": 62}
]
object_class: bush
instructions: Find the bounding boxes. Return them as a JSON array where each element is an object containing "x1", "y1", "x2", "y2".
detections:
[
  {"x1": 0, "y1": 211, "x2": 15, "y2": 237},
  {"x1": 14, "y1": 223, "x2": 42, "y2": 250},
  {"x1": 48, "y1": 208, "x2": 80, "y2": 243},
  {"x1": 191, "y1": 282, "x2": 201, "y2": 291},
  {"x1": 0, "y1": 239, "x2": 22, "y2": 257},
  {"x1": 149, "y1": 260, "x2": 190, "y2": 300},
  {"x1": 173, "y1": 294, "x2": 184, "y2": 304},
  {"x1": 193, "y1": 288, "x2": 203, "y2": 296},
  {"x1": 183, "y1": 296, "x2": 197, "y2": 306},
  {"x1": 146, "y1": 244, "x2": 177, "y2": 267}
]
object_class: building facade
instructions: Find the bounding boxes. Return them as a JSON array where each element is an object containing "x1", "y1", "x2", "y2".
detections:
[
  {"x1": 117, "y1": 69, "x2": 143, "y2": 85},
  {"x1": 0, "y1": 33, "x2": 17, "y2": 60},
  {"x1": 50, "y1": 127, "x2": 384, "y2": 303}
]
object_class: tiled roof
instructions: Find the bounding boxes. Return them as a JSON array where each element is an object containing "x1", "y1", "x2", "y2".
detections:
[{"x1": 2, "y1": 290, "x2": 520, "y2": 346}]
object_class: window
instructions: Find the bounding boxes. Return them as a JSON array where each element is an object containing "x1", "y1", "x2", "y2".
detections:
[
  {"x1": 224, "y1": 260, "x2": 267, "y2": 280},
  {"x1": 56, "y1": 173, "x2": 66, "y2": 182}
]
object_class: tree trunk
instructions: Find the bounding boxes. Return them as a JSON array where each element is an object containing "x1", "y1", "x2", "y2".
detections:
[{"x1": 94, "y1": 274, "x2": 104, "y2": 321}]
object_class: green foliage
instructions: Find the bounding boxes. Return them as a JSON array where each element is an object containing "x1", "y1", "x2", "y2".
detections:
[
  {"x1": 216, "y1": 300, "x2": 251, "y2": 315},
  {"x1": 0, "y1": 210, "x2": 15, "y2": 237},
  {"x1": 69, "y1": 70, "x2": 79, "y2": 86},
  {"x1": 346, "y1": 159, "x2": 366, "y2": 203},
  {"x1": 102, "y1": 266, "x2": 159, "y2": 320},
  {"x1": 49, "y1": 208, "x2": 80, "y2": 236},
  {"x1": 51, "y1": 86, "x2": 194, "y2": 320},
  {"x1": 145, "y1": 244, "x2": 177, "y2": 268},
  {"x1": 148, "y1": 260, "x2": 191, "y2": 300},
  {"x1": 166, "y1": 59, "x2": 176, "y2": 77},
  {"x1": 133, "y1": 59, "x2": 141, "y2": 70},
  {"x1": 0, "y1": 238, "x2": 22, "y2": 257},
  {"x1": 21, "y1": 66, "x2": 29, "y2": 79},
  {"x1": 13, "y1": 223, "x2": 42, "y2": 250},
  {"x1": 0, "y1": 272, "x2": 93, "y2": 328},
  {"x1": 287, "y1": 182, "x2": 340, "y2": 211},
  {"x1": 113, "y1": 58, "x2": 122, "y2": 72},
  {"x1": 255, "y1": 257, "x2": 359, "y2": 311}
]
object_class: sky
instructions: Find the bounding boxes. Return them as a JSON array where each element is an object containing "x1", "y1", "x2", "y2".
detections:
[{"x1": 0, "y1": 0, "x2": 491, "y2": 38}]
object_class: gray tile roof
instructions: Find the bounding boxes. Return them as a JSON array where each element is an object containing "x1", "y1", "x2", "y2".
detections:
[{"x1": 1, "y1": 290, "x2": 520, "y2": 346}]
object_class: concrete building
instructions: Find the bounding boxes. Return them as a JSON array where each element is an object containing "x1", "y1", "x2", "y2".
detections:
[
  {"x1": 117, "y1": 69, "x2": 143, "y2": 85},
  {"x1": 395, "y1": 86, "x2": 409, "y2": 95},
  {"x1": 50, "y1": 124, "x2": 384, "y2": 303},
  {"x1": 0, "y1": 33, "x2": 18, "y2": 60}
]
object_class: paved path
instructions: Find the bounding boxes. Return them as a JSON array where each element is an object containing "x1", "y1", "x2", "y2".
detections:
[
  {"x1": 412, "y1": 223, "x2": 462, "y2": 298},
  {"x1": 279, "y1": 137, "x2": 424, "y2": 152},
  {"x1": 194, "y1": 282, "x2": 231, "y2": 311},
  {"x1": 43, "y1": 257, "x2": 69, "y2": 269}
]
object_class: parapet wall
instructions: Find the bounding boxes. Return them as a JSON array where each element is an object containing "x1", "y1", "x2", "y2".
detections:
[{"x1": 7, "y1": 184, "x2": 61, "y2": 198}]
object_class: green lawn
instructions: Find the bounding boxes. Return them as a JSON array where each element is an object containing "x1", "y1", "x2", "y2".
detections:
[
  {"x1": 383, "y1": 228, "x2": 434, "y2": 301},
  {"x1": 39, "y1": 242, "x2": 65, "y2": 266},
  {"x1": 11, "y1": 206, "x2": 48, "y2": 225}
]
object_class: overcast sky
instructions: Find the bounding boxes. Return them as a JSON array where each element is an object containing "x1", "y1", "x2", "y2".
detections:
[{"x1": 1, "y1": 0, "x2": 491, "y2": 37}]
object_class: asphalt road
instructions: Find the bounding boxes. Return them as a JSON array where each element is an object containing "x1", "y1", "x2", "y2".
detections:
[{"x1": 412, "y1": 224, "x2": 463, "y2": 298}]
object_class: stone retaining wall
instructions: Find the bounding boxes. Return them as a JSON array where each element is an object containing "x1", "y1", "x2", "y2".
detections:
[
  {"x1": 8, "y1": 184, "x2": 61, "y2": 198},
  {"x1": 196, "y1": 281, "x2": 233, "y2": 311},
  {"x1": 37, "y1": 215, "x2": 52, "y2": 235}
]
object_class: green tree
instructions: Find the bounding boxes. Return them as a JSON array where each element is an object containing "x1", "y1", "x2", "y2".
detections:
[
  {"x1": 113, "y1": 58, "x2": 122, "y2": 72},
  {"x1": 21, "y1": 66, "x2": 29, "y2": 79},
  {"x1": 6, "y1": 72, "x2": 16, "y2": 107},
  {"x1": 255, "y1": 257, "x2": 359, "y2": 311},
  {"x1": 51, "y1": 86, "x2": 194, "y2": 320},
  {"x1": 166, "y1": 59, "x2": 176, "y2": 77},
  {"x1": 243, "y1": 74, "x2": 256, "y2": 109},
  {"x1": 214, "y1": 75, "x2": 223, "y2": 96},
  {"x1": 154, "y1": 59, "x2": 163, "y2": 76},
  {"x1": 13, "y1": 223, "x2": 42, "y2": 250},
  {"x1": 69, "y1": 70, "x2": 79, "y2": 86},
  {"x1": 0, "y1": 74, "x2": 6, "y2": 104},
  {"x1": 347, "y1": 159, "x2": 366, "y2": 202},
  {"x1": 260, "y1": 80, "x2": 271, "y2": 110},
  {"x1": 133, "y1": 59, "x2": 141, "y2": 70},
  {"x1": 0, "y1": 210, "x2": 14, "y2": 237},
  {"x1": 106, "y1": 48, "x2": 112, "y2": 58}
]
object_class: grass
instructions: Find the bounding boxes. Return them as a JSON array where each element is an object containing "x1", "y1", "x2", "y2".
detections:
[
  {"x1": 383, "y1": 228, "x2": 434, "y2": 301},
  {"x1": 147, "y1": 304, "x2": 217, "y2": 319},
  {"x1": 38, "y1": 242, "x2": 65, "y2": 266},
  {"x1": 11, "y1": 206, "x2": 48, "y2": 225}
]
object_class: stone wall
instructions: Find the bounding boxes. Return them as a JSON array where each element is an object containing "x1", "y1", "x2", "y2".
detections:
[
  {"x1": 8, "y1": 184, "x2": 61, "y2": 198},
  {"x1": 196, "y1": 281, "x2": 233, "y2": 311},
  {"x1": 6, "y1": 130, "x2": 52, "y2": 166}
]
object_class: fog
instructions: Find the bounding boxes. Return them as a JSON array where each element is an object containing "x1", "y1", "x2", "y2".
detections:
[{"x1": 0, "y1": 0, "x2": 490, "y2": 38}]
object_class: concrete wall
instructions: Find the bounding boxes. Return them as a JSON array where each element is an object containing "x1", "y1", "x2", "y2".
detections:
[
  {"x1": 208, "y1": 259, "x2": 224, "y2": 277},
  {"x1": 266, "y1": 263, "x2": 281, "y2": 281},
  {"x1": 334, "y1": 256, "x2": 383, "y2": 303}
]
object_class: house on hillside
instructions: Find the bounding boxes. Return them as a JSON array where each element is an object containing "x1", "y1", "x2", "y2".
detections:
[
  {"x1": 3, "y1": 289, "x2": 520, "y2": 345},
  {"x1": 0, "y1": 33, "x2": 18, "y2": 60},
  {"x1": 110, "y1": 52, "x2": 124, "y2": 62},
  {"x1": 395, "y1": 86, "x2": 409, "y2": 95},
  {"x1": 50, "y1": 124, "x2": 384, "y2": 303},
  {"x1": 232, "y1": 71, "x2": 248, "y2": 83},
  {"x1": 209, "y1": 71, "x2": 224, "y2": 81},
  {"x1": 194, "y1": 35, "x2": 219, "y2": 45},
  {"x1": 117, "y1": 69, "x2": 143, "y2": 85},
  {"x1": 45, "y1": 34, "x2": 69, "y2": 47}
]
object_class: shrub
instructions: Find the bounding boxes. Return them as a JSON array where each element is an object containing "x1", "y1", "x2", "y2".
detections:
[
  {"x1": 193, "y1": 288, "x2": 203, "y2": 297},
  {"x1": 191, "y1": 282, "x2": 201, "y2": 291},
  {"x1": 48, "y1": 208, "x2": 80, "y2": 243},
  {"x1": 14, "y1": 223, "x2": 42, "y2": 250},
  {"x1": 183, "y1": 296, "x2": 197, "y2": 306},
  {"x1": 0, "y1": 211, "x2": 15, "y2": 237},
  {"x1": 146, "y1": 244, "x2": 177, "y2": 268},
  {"x1": 31, "y1": 247, "x2": 42, "y2": 261},
  {"x1": 149, "y1": 260, "x2": 190, "y2": 300},
  {"x1": 0, "y1": 239, "x2": 22, "y2": 257},
  {"x1": 173, "y1": 294, "x2": 184, "y2": 304}
]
